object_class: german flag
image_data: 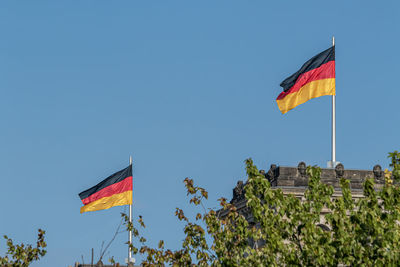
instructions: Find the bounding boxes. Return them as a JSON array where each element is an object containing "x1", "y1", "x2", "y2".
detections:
[
  {"x1": 277, "y1": 46, "x2": 335, "y2": 114},
  {"x1": 79, "y1": 166, "x2": 132, "y2": 213}
]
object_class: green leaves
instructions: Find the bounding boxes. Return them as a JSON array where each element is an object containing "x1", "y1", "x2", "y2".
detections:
[
  {"x1": 388, "y1": 151, "x2": 400, "y2": 181},
  {"x1": 120, "y1": 151, "x2": 400, "y2": 266},
  {"x1": 0, "y1": 229, "x2": 47, "y2": 267}
]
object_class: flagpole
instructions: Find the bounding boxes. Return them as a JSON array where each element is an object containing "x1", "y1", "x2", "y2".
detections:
[
  {"x1": 129, "y1": 156, "x2": 133, "y2": 262},
  {"x1": 331, "y1": 36, "x2": 336, "y2": 167}
]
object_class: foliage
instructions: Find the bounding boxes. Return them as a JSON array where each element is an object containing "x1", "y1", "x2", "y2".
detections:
[
  {"x1": 0, "y1": 229, "x2": 47, "y2": 267},
  {"x1": 123, "y1": 152, "x2": 400, "y2": 266},
  {"x1": 388, "y1": 150, "x2": 400, "y2": 180}
]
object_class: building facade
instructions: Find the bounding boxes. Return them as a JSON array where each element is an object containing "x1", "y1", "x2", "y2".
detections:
[{"x1": 225, "y1": 162, "x2": 385, "y2": 220}]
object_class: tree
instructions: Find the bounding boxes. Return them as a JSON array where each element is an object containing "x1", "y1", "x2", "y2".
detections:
[
  {"x1": 124, "y1": 151, "x2": 400, "y2": 266},
  {"x1": 0, "y1": 229, "x2": 47, "y2": 267}
]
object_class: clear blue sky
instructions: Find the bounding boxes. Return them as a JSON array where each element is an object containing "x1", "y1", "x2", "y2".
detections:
[{"x1": 1, "y1": 1, "x2": 399, "y2": 266}]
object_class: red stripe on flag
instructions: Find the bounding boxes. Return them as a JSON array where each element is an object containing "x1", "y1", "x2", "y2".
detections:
[
  {"x1": 81, "y1": 176, "x2": 132, "y2": 205},
  {"x1": 277, "y1": 61, "x2": 335, "y2": 100}
]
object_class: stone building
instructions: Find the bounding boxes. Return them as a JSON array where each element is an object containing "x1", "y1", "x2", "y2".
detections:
[
  {"x1": 225, "y1": 162, "x2": 385, "y2": 220},
  {"x1": 70, "y1": 260, "x2": 139, "y2": 267}
]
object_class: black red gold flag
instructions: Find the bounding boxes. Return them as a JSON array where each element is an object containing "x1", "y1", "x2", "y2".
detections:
[
  {"x1": 277, "y1": 46, "x2": 335, "y2": 114},
  {"x1": 79, "y1": 165, "x2": 132, "y2": 213}
]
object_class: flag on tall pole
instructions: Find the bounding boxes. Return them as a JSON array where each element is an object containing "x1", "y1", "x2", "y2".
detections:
[
  {"x1": 79, "y1": 165, "x2": 133, "y2": 213},
  {"x1": 277, "y1": 46, "x2": 336, "y2": 114},
  {"x1": 128, "y1": 156, "x2": 133, "y2": 263},
  {"x1": 330, "y1": 37, "x2": 337, "y2": 168}
]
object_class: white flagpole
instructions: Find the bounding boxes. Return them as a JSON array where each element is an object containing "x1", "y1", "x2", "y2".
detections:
[
  {"x1": 331, "y1": 36, "x2": 336, "y2": 167},
  {"x1": 129, "y1": 156, "x2": 133, "y2": 262}
]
